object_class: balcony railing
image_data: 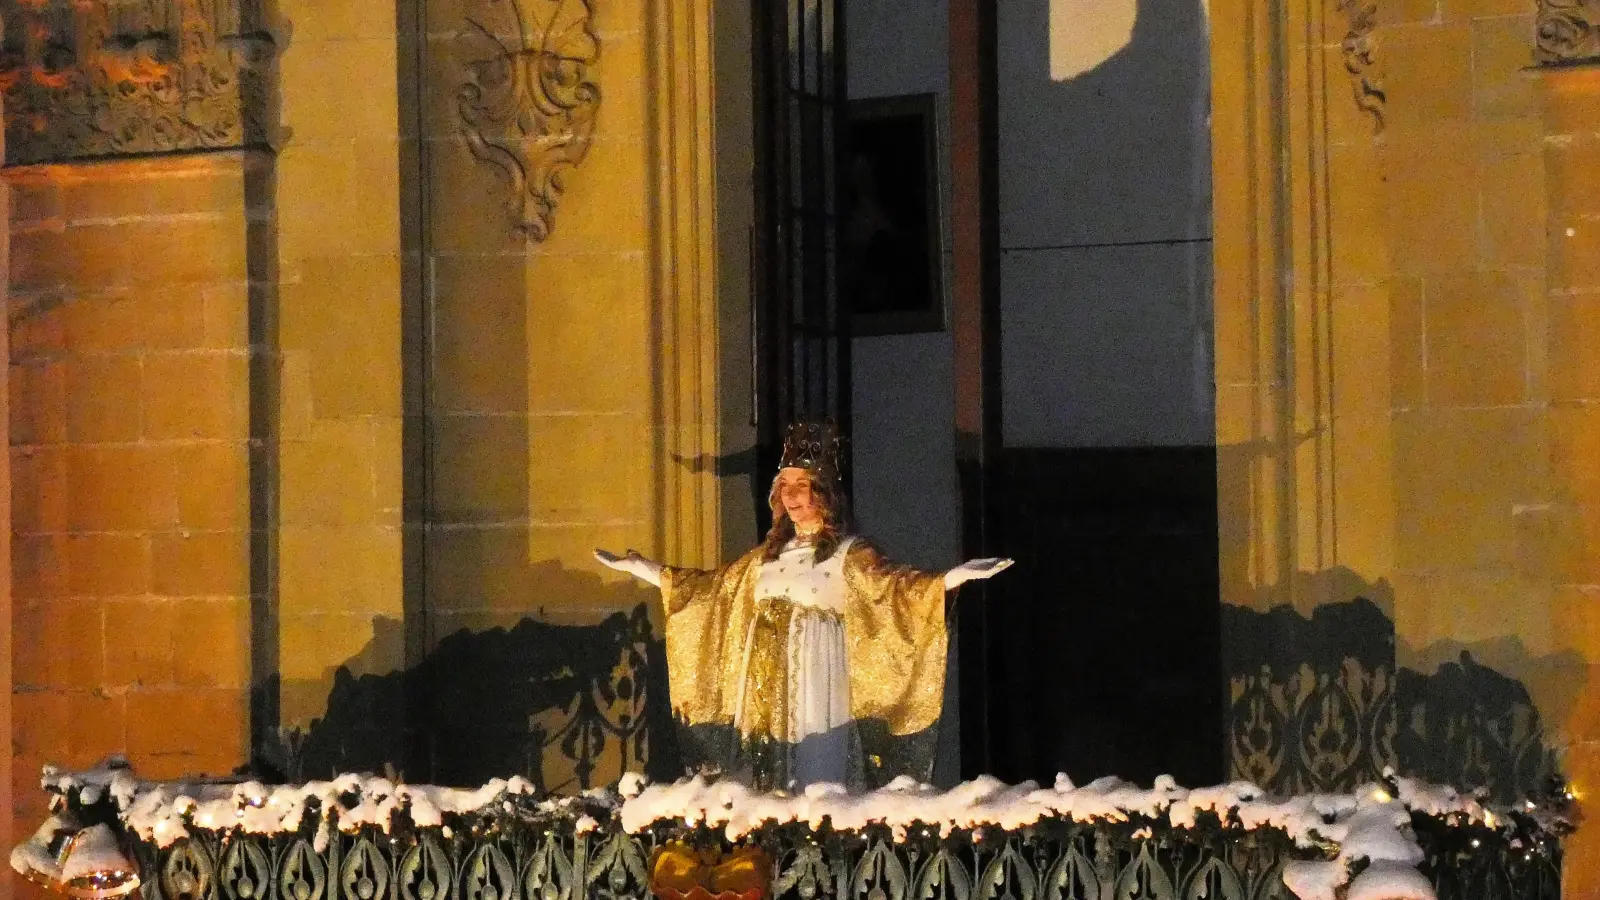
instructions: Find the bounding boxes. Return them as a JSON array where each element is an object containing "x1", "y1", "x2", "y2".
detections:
[{"x1": 11, "y1": 764, "x2": 1570, "y2": 900}]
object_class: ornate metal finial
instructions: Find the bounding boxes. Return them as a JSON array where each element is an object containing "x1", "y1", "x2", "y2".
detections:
[
  {"x1": 778, "y1": 421, "x2": 844, "y2": 485},
  {"x1": 0, "y1": 0, "x2": 278, "y2": 166},
  {"x1": 457, "y1": 0, "x2": 601, "y2": 241}
]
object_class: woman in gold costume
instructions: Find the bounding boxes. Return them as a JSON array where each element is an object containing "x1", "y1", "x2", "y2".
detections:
[{"x1": 595, "y1": 423, "x2": 1011, "y2": 790}]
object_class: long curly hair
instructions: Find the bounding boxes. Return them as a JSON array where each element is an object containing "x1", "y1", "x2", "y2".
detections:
[{"x1": 760, "y1": 468, "x2": 851, "y2": 563}]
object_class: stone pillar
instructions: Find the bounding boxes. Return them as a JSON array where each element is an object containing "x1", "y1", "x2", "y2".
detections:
[
  {"x1": 1, "y1": 0, "x2": 277, "y2": 863},
  {"x1": 0, "y1": 0, "x2": 747, "y2": 805},
  {"x1": 417, "y1": 0, "x2": 748, "y2": 788},
  {"x1": 0, "y1": 99, "x2": 11, "y2": 900},
  {"x1": 266, "y1": 0, "x2": 410, "y2": 758},
  {"x1": 1210, "y1": 0, "x2": 1395, "y2": 621},
  {"x1": 6, "y1": 150, "x2": 270, "y2": 851},
  {"x1": 1212, "y1": 0, "x2": 1588, "y2": 838},
  {"x1": 1536, "y1": 55, "x2": 1600, "y2": 898}
]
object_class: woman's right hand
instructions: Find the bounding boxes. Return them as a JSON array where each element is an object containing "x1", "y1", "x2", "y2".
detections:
[{"x1": 594, "y1": 548, "x2": 664, "y2": 588}]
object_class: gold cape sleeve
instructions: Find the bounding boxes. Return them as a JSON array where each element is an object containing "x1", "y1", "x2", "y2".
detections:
[
  {"x1": 842, "y1": 539, "x2": 948, "y2": 736},
  {"x1": 659, "y1": 547, "x2": 765, "y2": 727}
]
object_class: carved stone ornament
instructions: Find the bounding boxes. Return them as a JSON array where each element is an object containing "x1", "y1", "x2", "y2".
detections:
[
  {"x1": 1334, "y1": 0, "x2": 1386, "y2": 131},
  {"x1": 0, "y1": 0, "x2": 278, "y2": 166},
  {"x1": 457, "y1": 0, "x2": 600, "y2": 241},
  {"x1": 1536, "y1": 0, "x2": 1600, "y2": 64}
]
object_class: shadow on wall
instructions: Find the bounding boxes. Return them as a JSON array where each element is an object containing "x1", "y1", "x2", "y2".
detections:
[
  {"x1": 997, "y1": 0, "x2": 1215, "y2": 449},
  {"x1": 253, "y1": 592, "x2": 680, "y2": 790},
  {"x1": 1223, "y1": 568, "x2": 1571, "y2": 804}
]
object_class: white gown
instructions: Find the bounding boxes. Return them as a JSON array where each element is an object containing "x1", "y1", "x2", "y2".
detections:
[{"x1": 732, "y1": 536, "x2": 855, "y2": 784}]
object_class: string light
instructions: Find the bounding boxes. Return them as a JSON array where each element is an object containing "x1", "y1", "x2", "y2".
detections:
[{"x1": 28, "y1": 766, "x2": 1582, "y2": 900}]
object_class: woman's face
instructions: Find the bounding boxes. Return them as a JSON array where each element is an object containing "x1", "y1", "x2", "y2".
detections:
[{"x1": 776, "y1": 467, "x2": 823, "y2": 531}]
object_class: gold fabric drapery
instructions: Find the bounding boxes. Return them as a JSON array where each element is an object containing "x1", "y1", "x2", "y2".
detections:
[{"x1": 660, "y1": 539, "x2": 947, "y2": 776}]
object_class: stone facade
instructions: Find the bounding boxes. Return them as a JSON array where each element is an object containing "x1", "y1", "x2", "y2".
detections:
[
  {"x1": 4, "y1": 0, "x2": 1599, "y2": 897},
  {"x1": 5, "y1": 153, "x2": 264, "y2": 885},
  {"x1": 2, "y1": 0, "x2": 751, "y2": 894},
  {"x1": 1213, "y1": 0, "x2": 1600, "y2": 890}
]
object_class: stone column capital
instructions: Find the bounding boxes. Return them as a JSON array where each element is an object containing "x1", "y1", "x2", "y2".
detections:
[{"x1": 0, "y1": 0, "x2": 278, "y2": 166}]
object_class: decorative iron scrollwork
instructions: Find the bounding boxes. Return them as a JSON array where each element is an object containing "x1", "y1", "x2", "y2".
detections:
[
  {"x1": 1110, "y1": 843, "x2": 1174, "y2": 900},
  {"x1": 462, "y1": 843, "x2": 518, "y2": 900},
  {"x1": 221, "y1": 838, "x2": 273, "y2": 900},
  {"x1": 976, "y1": 841, "x2": 1037, "y2": 900},
  {"x1": 1180, "y1": 857, "x2": 1244, "y2": 900},
  {"x1": 342, "y1": 837, "x2": 392, "y2": 900},
  {"x1": 851, "y1": 839, "x2": 909, "y2": 900},
  {"x1": 106, "y1": 808, "x2": 1558, "y2": 900},
  {"x1": 523, "y1": 832, "x2": 576, "y2": 900},
  {"x1": 162, "y1": 839, "x2": 217, "y2": 900},
  {"x1": 1042, "y1": 841, "x2": 1104, "y2": 900},
  {"x1": 400, "y1": 836, "x2": 454, "y2": 900},
  {"x1": 457, "y1": 0, "x2": 601, "y2": 241},
  {"x1": 586, "y1": 831, "x2": 650, "y2": 900},
  {"x1": 916, "y1": 847, "x2": 975, "y2": 900},
  {"x1": 775, "y1": 842, "x2": 837, "y2": 900},
  {"x1": 1536, "y1": 0, "x2": 1600, "y2": 64},
  {"x1": 278, "y1": 840, "x2": 327, "y2": 900},
  {"x1": 0, "y1": 0, "x2": 278, "y2": 166}
]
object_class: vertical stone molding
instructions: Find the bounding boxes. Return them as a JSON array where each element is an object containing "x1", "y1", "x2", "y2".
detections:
[
  {"x1": 0, "y1": 98, "x2": 11, "y2": 900},
  {"x1": 649, "y1": 0, "x2": 725, "y2": 569},
  {"x1": 1210, "y1": 0, "x2": 1345, "y2": 614},
  {"x1": 457, "y1": 0, "x2": 600, "y2": 241},
  {"x1": 1538, "y1": 64, "x2": 1600, "y2": 894},
  {"x1": 0, "y1": 0, "x2": 278, "y2": 166}
]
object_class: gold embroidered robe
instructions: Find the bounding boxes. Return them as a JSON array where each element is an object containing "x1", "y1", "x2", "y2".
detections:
[{"x1": 660, "y1": 538, "x2": 947, "y2": 783}]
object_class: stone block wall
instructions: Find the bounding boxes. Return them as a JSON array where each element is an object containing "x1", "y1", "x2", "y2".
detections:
[
  {"x1": 269, "y1": 0, "x2": 408, "y2": 751},
  {"x1": 1213, "y1": 0, "x2": 1600, "y2": 889},
  {"x1": 6, "y1": 154, "x2": 266, "y2": 871},
  {"x1": 421, "y1": 0, "x2": 655, "y2": 637},
  {"x1": 1539, "y1": 64, "x2": 1600, "y2": 892},
  {"x1": 3, "y1": 0, "x2": 747, "y2": 855},
  {"x1": 409, "y1": 0, "x2": 740, "y2": 792},
  {"x1": 1374, "y1": 0, "x2": 1558, "y2": 709}
]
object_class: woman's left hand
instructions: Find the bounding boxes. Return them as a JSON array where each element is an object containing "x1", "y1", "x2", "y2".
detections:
[{"x1": 944, "y1": 557, "x2": 1014, "y2": 591}]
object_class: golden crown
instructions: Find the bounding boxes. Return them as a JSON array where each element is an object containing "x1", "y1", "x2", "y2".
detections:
[{"x1": 778, "y1": 421, "x2": 844, "y2": 484}]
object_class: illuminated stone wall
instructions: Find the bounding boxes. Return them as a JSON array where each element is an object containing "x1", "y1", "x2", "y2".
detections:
[
  {"x1": 408, "y1": 0, "x2": 752, "y2": 792},
  {"x1": 1213, "y1": 0, "x2": 1599, "y2": 889},
  {"x1": 269, "y1": 0, "x2": 409, "y2": 757},
  {"x1": 1539, "y1": 61, "x2": 1600, "y2": 894},
  {"x1": 5, "y1": 154, "x2": 267, "y2": 883},
  {"x1": 3, "y1": 0, "x2": 750, "y2": 871}
]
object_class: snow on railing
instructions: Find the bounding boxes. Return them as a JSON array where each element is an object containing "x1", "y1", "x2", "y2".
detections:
[{"x1": 13, "y1": 761, "x2": 1570, "y2": 900}]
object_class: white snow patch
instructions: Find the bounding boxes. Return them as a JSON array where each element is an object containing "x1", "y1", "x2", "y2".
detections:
[{"x1": 37, "y1": 762, "x2": 1566, "y2": 900}]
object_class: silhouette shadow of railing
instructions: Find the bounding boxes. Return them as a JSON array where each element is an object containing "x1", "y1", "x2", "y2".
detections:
[
  {"x1": 1224, "y1": 596, "x2": 1564, "y2": 805},
  {"x1": 274, "y1": 603, "x2": 679, "y2": 790}
]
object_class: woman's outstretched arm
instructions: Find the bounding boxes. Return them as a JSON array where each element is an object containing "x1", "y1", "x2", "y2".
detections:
[
  {"x1": 943, "y1": 557, "x2": 1014, "y2": 590},
  {"x1": 594, "y1": 548, "x2": 663, "y2": 588}
]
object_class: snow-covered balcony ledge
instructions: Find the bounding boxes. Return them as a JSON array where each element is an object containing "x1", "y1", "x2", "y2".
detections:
[{"x1": 11, "y1": 764, "x2": 1571, "y2": 900}]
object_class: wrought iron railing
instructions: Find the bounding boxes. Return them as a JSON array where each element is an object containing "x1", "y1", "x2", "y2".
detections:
[
  {"x1": 13, "y1": 768, "x2": 1569, "y2": 900},
  {"x1": 130, "y1": 821, "x2": 1299, "y2": 900}
]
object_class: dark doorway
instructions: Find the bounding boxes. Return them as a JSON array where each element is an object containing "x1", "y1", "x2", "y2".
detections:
[
  {"x1": 940, "y1": 0, "x2": 1225, "y2": 788},
  {"x1": 982, "y1": 447, "x2": 1225, "y2": 788}
]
